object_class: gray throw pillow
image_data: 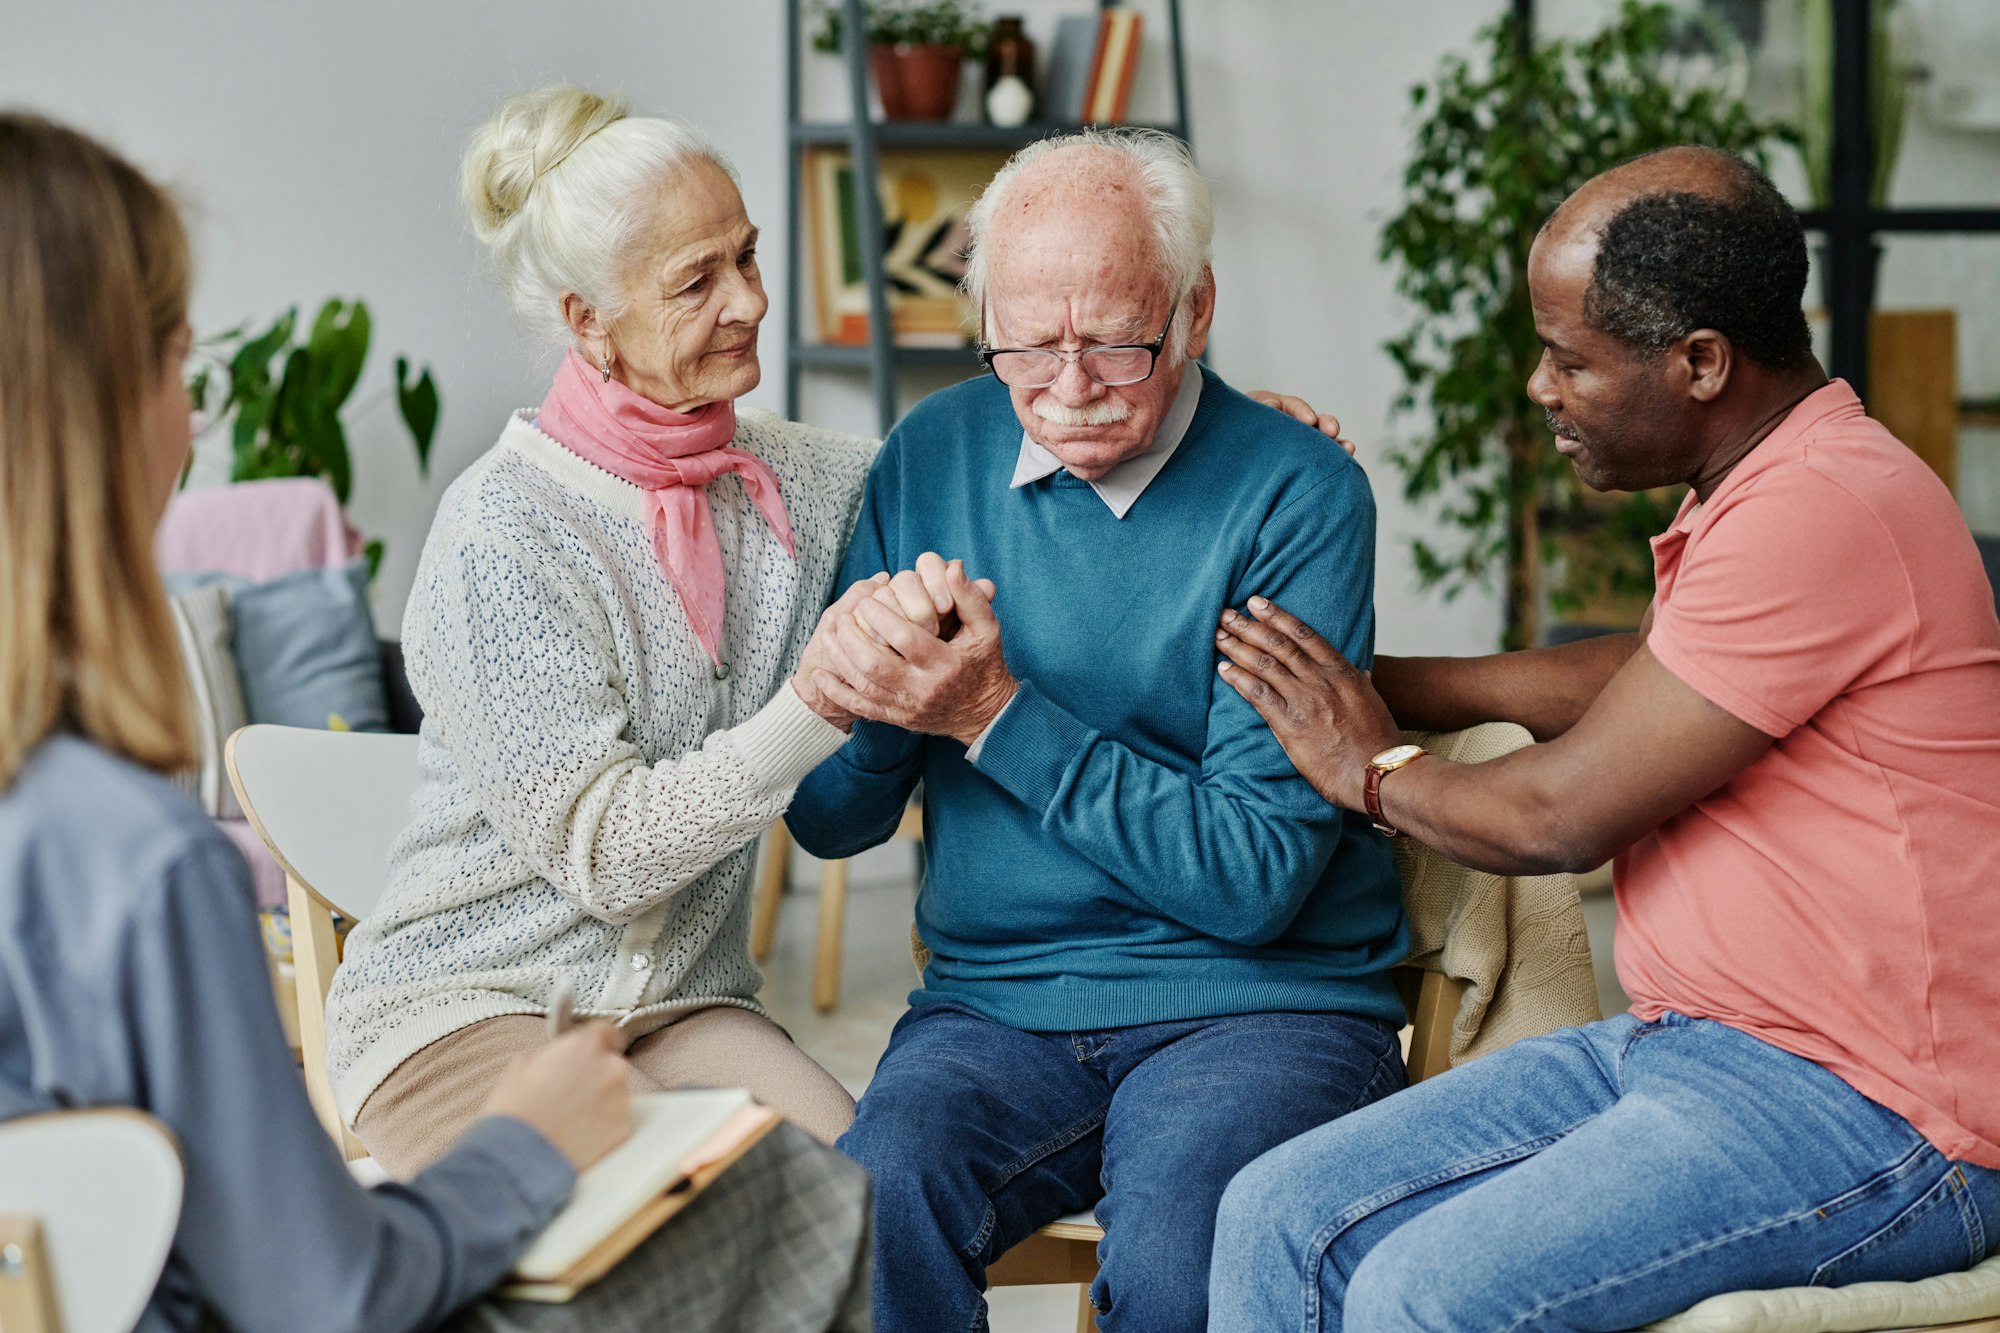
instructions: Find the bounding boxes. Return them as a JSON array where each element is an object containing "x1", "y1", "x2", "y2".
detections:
[{"x1": 169, "y1": 558, "x2": 388, "y2": 732}]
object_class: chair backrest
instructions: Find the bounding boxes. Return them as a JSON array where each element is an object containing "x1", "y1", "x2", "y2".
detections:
[
  {"x1": 0, "y1": 1110, "x2": 182, "y2": 1333},
  {"x1": 226, "y1": 724, "x2": 420, "y2": 920},
  {"x1": 226, "y1": 725, "x2": 421, "y2": 1156}
]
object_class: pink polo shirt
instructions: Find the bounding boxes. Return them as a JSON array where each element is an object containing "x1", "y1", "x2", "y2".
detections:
[{"x1": 1619, "y1": 379, "x2": 2000, "y2": 1169}]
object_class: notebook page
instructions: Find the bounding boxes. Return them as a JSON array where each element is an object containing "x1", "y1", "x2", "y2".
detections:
[{"x1": 511, "y1": 1087, "x2": 753, "y2": 1281}]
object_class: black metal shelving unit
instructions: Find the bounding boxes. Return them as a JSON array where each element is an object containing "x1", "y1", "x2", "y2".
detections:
[{"x1": 784, "y1": 0, "x2": 1192, "y2": 437}]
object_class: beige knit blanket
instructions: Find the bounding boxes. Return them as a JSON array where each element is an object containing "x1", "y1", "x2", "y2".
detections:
[{"x1": 1394, "y1": 724, "x2": 1603, "y2": 1067}]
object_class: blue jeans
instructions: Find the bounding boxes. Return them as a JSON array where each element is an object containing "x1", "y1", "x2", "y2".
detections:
[
  {"x1": 838, "y1": 1000, "x2": 1405, "y2": 1332},
  {"x1": 1209, "y1": 1011, "x2": 2000, "y2": 1332}
]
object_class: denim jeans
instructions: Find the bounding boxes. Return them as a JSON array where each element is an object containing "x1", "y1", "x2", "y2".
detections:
[
  {"x1": 837, "y1": 999, "x2": 1405, "y2": 1332},
  {"x1": 1209, "y1": 1011, "x2": 2000, "y2": 1332}
]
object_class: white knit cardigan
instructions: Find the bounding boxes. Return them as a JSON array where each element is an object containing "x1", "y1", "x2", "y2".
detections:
[{"x1": 324, "y1": 407, "x2": 878, "y2": 1122}]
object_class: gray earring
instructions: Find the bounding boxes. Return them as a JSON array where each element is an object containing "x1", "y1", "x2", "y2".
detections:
[{"x1": 600, "y1": 356, "x2": 612, "y2": 383}]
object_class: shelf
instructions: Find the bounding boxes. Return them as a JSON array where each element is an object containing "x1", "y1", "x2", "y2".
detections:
[
  {"x1": 791, "y1": 120, "x2": 1185, "y2": 150},
  {"x1": 790, "y1": 343, "x2": 982, "y2": 372},
  {"x1": 784, "y1": 0, "x2": 1190, "y2": 433}
]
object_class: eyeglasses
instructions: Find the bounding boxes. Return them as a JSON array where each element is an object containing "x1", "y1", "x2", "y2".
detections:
[{"x1": 976, "y1": 300, "x2": 1178, "y2": 389}]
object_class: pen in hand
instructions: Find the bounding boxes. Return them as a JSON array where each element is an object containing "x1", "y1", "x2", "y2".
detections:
[{"x1": 546, "y1": 976, "x2": 576, "y2": 1040}]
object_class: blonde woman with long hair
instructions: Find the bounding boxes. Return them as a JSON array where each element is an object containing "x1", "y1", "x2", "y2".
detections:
[{"x1": 0, "y1": 110, "x2": 868, "y2": 1333}]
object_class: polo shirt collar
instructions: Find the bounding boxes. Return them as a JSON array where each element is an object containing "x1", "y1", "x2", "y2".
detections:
[
  {"x1": 1008, "y1": 362, "x2": 1204, "y2": 519},
  {"x1": 1666, "y1": 377, "x2": 1861, "y2": 536}
]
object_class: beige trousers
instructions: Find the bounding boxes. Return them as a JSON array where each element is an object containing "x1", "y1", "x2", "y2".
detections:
[{"x1": 354, "y1": 1006, "x2": 857, "y2": 1177}]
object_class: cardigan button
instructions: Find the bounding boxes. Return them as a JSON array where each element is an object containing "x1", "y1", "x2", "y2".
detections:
[
  {"x1": 714, "y1": 661, "x2": 731, "y2": 681},
  {"x1": 630, "y1": 952, "x2": 652, "y2": 972}
]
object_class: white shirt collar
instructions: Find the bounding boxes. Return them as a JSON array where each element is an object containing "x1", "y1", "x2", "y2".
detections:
[{"x1": 1007, "y1": 362, "x2": 1204, "y2": 519}]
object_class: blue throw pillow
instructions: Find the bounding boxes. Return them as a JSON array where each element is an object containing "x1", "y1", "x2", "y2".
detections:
[{"x1": 167, "y1": 559, "x2": 389, "y2": 732}]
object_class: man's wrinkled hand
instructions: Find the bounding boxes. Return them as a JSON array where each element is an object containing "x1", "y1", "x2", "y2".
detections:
[
  {"x1": 813, "y1": 562, "x2": 1014, "y2": 746},
  {"x1": 863, "y1": 551, "x2": 990, "y2": 642}
]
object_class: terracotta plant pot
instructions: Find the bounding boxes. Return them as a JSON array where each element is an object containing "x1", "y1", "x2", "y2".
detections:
[{"x1": 870, "y1": 43, "x2": 964, "y2": 121}]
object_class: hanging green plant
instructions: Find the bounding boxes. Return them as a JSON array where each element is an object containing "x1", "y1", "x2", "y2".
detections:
[
  {"x1": 1381, "y1": 1, "x2": 1796, "y2": 649},
  {"x1": 186, "y1": 298, "x2": 439, "y2": 575}
]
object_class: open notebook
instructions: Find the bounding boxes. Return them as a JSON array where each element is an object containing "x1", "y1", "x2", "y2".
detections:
[{"x1": 498, "y1": 1088, "x2": 776, "y2": 1302}]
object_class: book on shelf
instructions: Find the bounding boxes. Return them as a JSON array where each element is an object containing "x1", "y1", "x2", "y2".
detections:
[
  {"x1": 1083, "y1": 8, "x2": 1143, "y2": 125},
  {"x1": 496, "y1": 1088, "x2": 776, "y2": 1303},
  {"x1": 1045, "y1": 15, "x2": 1101, "y2": 122}
]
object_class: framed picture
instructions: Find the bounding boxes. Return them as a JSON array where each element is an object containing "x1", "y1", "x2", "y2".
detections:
[{"x1": 802, "y1": 146, "x2": 1010, "y2": 347}]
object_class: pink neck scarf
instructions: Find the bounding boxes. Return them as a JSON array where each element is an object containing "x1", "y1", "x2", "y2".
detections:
[{"x1": 537, "y1": 349, "x2": 795, "y2": 666}]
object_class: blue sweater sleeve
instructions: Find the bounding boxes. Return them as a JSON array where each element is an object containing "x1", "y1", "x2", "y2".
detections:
[
  {"x1": 972, "y1": 468, "x2": 1379, "y2": 945},
  {"x1": 786, "y1": 443, "x2": 925, "y2": 859},
  {"x1": 125, "y1": 838, "x2": 574, "y2": 1332}
]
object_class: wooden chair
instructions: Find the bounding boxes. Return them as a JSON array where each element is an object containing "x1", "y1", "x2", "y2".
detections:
[
  {"x1": 0, "y1": 1109, "x2": 182, "y2": 1333},
  {"x1": 750, "y1": 803, "x2": 923, "y2": 1014},
  {"x1": 225, "y1": 724, "x2": 420, "y2": 1161}
]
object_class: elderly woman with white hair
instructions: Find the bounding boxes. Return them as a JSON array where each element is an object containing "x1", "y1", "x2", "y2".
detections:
[
  {"x1": 325, "y1": 87, "x2": 1342, "y2": 1175},
  {"x1": 324, "y1": 86, "x2": 897, "y2": 1170}
]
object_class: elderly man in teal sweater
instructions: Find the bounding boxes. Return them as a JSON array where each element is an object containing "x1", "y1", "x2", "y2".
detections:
[{"x1": 785, "y1": 129, "x2": 1407, "y2": 1333}]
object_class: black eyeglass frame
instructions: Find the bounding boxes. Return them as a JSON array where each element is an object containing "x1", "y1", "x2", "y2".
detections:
[{"x1": 975, "y1": 299, "x2": 1180, "y2": 389}]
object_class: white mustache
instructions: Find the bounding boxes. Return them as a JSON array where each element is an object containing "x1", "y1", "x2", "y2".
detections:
[{"x1": 1032, "y1": 395, "x2": 1134, "y2": 427}]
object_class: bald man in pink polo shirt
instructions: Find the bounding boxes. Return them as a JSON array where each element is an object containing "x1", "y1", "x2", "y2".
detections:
[{"x1": 1204, "y1": 147, "x2": 2000, "y2": 1332}]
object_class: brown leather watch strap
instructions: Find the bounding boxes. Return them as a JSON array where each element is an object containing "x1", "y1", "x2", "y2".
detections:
[{"x1": 1363, "y1": 763, "x2": 1399, "y2": 837}]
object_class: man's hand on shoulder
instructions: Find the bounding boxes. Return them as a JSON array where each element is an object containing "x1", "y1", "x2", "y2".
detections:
[
  {"x1": 1214, "y1": 596, "x2": 1403, "y2": 808},
  {"x1": 1248, "y1": 389, "x2": 1356, "y2": 457}
]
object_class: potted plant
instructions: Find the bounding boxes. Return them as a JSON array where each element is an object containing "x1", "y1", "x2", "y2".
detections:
[
  {"x1": 186, "y1": 298, "x2": 440, "y2": 573},
  {"x1": 1380, "y1": 1, "x2": 1796, "y2": 649},
  {"x1": 814, "y1": 0, "x2": 990, "y2": 121}
]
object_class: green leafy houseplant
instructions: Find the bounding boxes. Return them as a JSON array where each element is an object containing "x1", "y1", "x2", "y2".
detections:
[
  {"x1": 1381, "y1": 1, "x2": 1795, "y2": 649},
  {"x1": 187, "y1": 299, "x2": 439, "y2": 573},
  {"x1": 811, "y1": 0, "x2": 989, "y2": 56}
]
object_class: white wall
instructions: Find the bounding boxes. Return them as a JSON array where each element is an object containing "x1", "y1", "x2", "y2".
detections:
[
  {"x1": 2, "y1": 0, "x2": 791, "y2": 632},
  {"x1": 8, "y1": 0, "x2": 1689, "y2": 657}
]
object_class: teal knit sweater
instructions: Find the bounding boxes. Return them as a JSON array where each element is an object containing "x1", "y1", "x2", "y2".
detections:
[{"x1": 787, "y1": 371, "x2": 1408, "y2": 1031}]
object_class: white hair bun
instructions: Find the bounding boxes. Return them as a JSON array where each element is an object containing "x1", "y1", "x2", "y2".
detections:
[
  {"x1": 461, "y1": 86, "x2": 629, "y2": 244},
  {"x1": 460, "y1": 87, "x2": 730, "y2": 348}
]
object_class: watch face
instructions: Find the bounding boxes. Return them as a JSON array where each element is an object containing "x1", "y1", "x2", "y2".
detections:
[{"x1": 1372, "y1": 743, "x2": 1425, "y2": 768}]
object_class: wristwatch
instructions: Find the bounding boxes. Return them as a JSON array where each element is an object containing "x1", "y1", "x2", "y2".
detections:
[{"x1": 1363, "y1": 743, "x2": 1428, "y2": 837}]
